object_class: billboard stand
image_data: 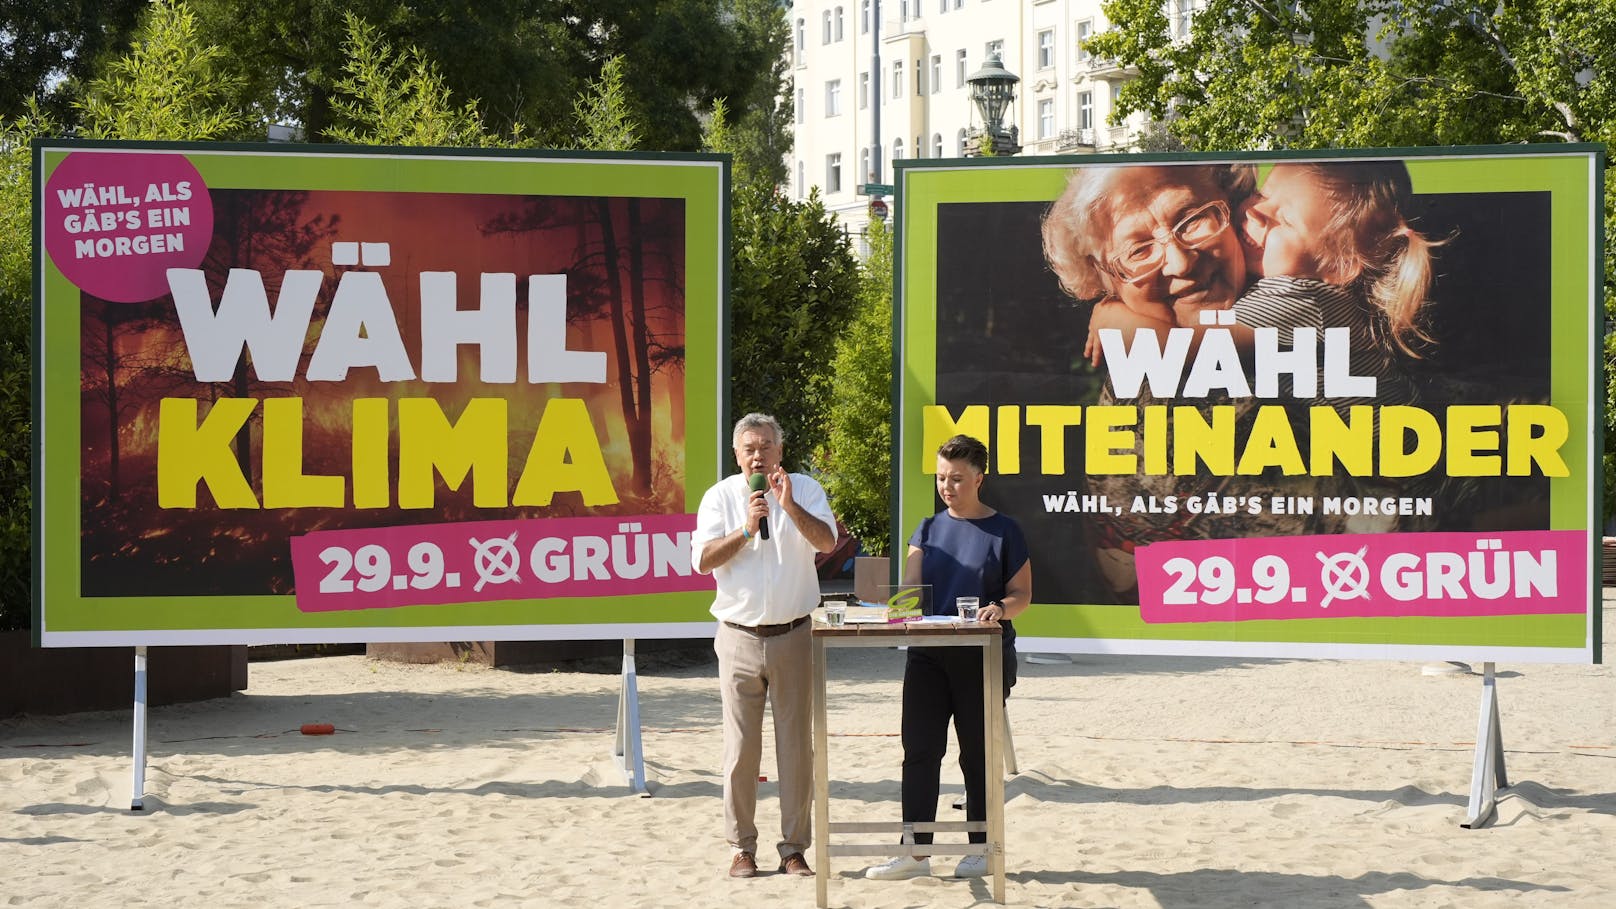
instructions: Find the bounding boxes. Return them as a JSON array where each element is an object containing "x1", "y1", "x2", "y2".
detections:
[
  {"x1": 130, "y1": 646, "x2": 149, "y2": 812},
  {"x1": 1461, "y1": 662, "x2": 1509, "y2": 829},
  {"x1": 614, "y1": 639, "x2": 648, "y2": 796}
]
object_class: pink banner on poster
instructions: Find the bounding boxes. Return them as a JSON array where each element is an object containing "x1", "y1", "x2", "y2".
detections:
[
  {"x1": 43, "y1": 151, "x2": 213, "y2": 302},
  {"x1": 289, "y1": 514, "x2": 711, "y2": 612},
  {"x1": 1135, "y1": 530, "x2": 1588, "y2": 624}
]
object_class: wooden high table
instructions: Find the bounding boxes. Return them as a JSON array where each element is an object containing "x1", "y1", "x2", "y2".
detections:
[{"x1": 811, "y1": 617, "x2": 1006, "y2": 906}]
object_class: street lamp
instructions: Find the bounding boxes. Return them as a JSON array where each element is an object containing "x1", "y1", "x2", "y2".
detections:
[{"x1": 965, "y1": 52, "x2": 1020, "y2": 156}]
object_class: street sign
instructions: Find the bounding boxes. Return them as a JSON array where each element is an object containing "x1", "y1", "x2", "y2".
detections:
[
  {"x1": 857, "y1": 183, "x2": 894, "y2": 197},
  {"x1": 868, "y1": 199, "x2": 889, "y2": 221}
]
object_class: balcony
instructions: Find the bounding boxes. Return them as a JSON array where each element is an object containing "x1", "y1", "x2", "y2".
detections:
[{"x1": 1054, "y1": 127, "x2": 1095, "y2": 150}]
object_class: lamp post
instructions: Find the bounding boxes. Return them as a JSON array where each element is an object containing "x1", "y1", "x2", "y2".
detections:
[{"x1": 964, "y1": 52, "x2": 1020, "y2": 157}]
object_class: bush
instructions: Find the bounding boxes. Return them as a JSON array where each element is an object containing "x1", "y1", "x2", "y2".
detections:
[{"x1": 820, "y1": 221, "x2": 893, "y2": 554}]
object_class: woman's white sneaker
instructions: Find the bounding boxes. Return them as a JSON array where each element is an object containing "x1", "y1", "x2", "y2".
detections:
[
  {"x1": 864, "y1": 855, "x2": 930, "y2": 880},
  {"x1": 953, "y1": 854, "x2": 989, "y2": 878}
]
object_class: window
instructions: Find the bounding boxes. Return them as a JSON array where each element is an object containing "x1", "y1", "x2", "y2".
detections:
[
  {"x1": 892, "y1": 60, "x2": 904, "y2": 98},
  {"x1": 826, "y1": 153, "x2": 842, "y2": 193},
  {"x1": 796, "y1": 87, "x2": 805, "y2": 123},
  {"x1": 1076, "y1": 19, "x2": 1094, "y2": 63},
  {"x1": 826, "y1": 79, "x2": 842, "y2": 117},
  {"x1": 1173, "y1": 0, "x2": 1194, "y2": 38},
  {"x1": 1111, "y1": 82, "x2": 1123, "y2": 107},
  {"x1": 1038, "y1": 29, "x2": 1055, "y2": 69},
  {"x1": 795, "y1": 18, "x2": 805, "y2": 52},
  {"x1": 893, "y1": 138, "x2": 904, "y2": 160},
  {"x1": 1038, "y1": 99, "x2": 1055, "y2": 139},
  {"x1": 914, "y1": 134, "x2": 923, "y2": 158},
  {"x1": 940, "y1": 0, "x2": 948, "y2": 12},
  {"x1": 985, "y1": 39, "x2": 1004, "y2": 60},
  {"x1": 915, "y1": 59, "x2": 922, "y2": 96},
  {"x1": 933, "y1": 133, "x2": 943, "y2": 157},
  {"x1": 860, "y1": 148, "x2": 871, "y2": 182},
  {"x1": 822, "y1": 11, "x2": 832, "y2": 45},
  {"x1": 797, "y1": 160, "x2": 805, "y2": 197},
  {"x1": 835, "y1": 6, "x2": 844, "y2": 41},
  {"x1": 900, "y1": 0, "x2": 909, "y2": 20},
  {"x1": 859, "y1": 72, "x2": 869, "y2": 110},
  {"x1": 931, "y1": 55, "x2": 942, "y2": 93},
  {"x1": 956, "y1": 49, "x2": 967, "y2": 87},
  {"x1": 861, "y1": 0, "x2": 870, "y2": 34},
  {"x1": 1079, "y1": 90, "x2": 1093, "y2": 130},
  {"x1": 953, "y1": 0, "x2": 963, "y2": 8},
  {"x1": 957, "y1": 128, "x2": 968, "y2": 155}
]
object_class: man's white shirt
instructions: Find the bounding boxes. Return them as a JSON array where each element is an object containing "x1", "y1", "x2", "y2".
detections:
[{"x1": 691, "y1": 472, "x2": 836, "y2": 626}]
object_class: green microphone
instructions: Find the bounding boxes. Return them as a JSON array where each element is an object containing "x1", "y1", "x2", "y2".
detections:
[{"x1": 747, "y1": 472, "x2": 771, "y2": 540}]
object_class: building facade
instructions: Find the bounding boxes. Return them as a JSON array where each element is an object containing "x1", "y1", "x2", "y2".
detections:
[{"x1": 786, "y1": 0, "x2": 1166, "y2": 238}]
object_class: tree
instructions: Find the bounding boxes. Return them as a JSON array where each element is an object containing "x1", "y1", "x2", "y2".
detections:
[
  {"x1": 0, "y1": 0, "x2": 146, "y2": 123},
  {"x1": 571, "y1": 56, "x2": 639, "y2": 153},
  {"x1": 323, "y1": 12, "x2": 517, "y2": 148},
  {"x1": 1087, "y1": 0, "x2": 1616, "y2": 515},
  {"x1": 181, "y1": 0, "x2": 781, "y2": 150},
  {"x1": 723, "y1": 181, "x2": 862, "y2": 471},
  {"x1": 717, "y1": 0, "x2": 795, "y2": 190},
  {"x1": 820, "y1": 220, "x2": 893, "y2": 553},
  {"x1": 0, "y1": 103, "x2": 56, "y2": 631},
  {"x1": 76, "y1": 0, "x2": 243, "y2": 141}
]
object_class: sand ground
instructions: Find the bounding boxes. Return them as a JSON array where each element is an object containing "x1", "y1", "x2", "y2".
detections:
[{"x1": 3, "y1": 606, "x2": 1613, "y2": 908}]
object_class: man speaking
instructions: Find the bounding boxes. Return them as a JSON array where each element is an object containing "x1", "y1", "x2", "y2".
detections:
[{"x1": 692, "y1": 413, "x2": 838, "y2": 880}]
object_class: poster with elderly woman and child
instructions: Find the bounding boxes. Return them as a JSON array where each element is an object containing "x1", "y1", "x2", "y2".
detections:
[{"x1": 896, "y1": 146, "x2": 1601, "y2": 663}]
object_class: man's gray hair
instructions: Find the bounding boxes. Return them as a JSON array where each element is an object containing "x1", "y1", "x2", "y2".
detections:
[{"x1": 732, "y1": 412, "x2": 785, "y2": 448}]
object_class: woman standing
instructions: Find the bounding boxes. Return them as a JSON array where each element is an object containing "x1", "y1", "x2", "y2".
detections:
[{"x1": 864, "y1": 434, "x2": 1032, "y2": 881}]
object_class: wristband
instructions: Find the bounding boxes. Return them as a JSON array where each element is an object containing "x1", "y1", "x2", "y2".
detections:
[{"x1": 741, "y1": 527, "x2": 752, "y2": 541}]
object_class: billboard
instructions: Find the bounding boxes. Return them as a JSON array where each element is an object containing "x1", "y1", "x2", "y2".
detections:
[
  {"x1": 896, "y1": 146, "x2": 1602, "y2": 662},
  {"x1": 33, "y1": 141, "x2": 726, "y2": 646}
]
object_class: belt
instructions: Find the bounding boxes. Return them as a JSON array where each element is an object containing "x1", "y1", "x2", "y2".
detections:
[{"x1": 723, "y1": 615, "x2": 810, "y2": 638}]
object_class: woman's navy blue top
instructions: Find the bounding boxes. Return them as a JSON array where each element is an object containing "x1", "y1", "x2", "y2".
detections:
[{"x1": 908, "y1": 510, "x2": 1029, "y2": 648}]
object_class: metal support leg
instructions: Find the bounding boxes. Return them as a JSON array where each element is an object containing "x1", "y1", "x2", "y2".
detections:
[
  {"x1": 131, "y1": 646, "x2": 148, "y2": 812},
  {"x1": 1002, "y1": 704, "x2": 1017, "y2": 776},
  {"x1": 1461, "y1": 662, "x2": 1509, "y2": 829},
  {"x1": 613, "y1": 638, "x2": 648, "y2": 796}
]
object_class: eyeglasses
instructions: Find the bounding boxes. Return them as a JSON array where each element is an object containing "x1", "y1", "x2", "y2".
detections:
[{"x1": 1101, "y1": 200, "x2": 1231, "y2": 284}]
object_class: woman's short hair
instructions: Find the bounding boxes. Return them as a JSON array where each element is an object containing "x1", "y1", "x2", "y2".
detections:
[{"x1": 937, "y1": 434, "x2": 989, "y2": 474}]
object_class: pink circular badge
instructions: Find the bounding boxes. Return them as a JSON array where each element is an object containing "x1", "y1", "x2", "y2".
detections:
[{"x1": 43, "y1": 151, "x2": 214, "y2": 303}]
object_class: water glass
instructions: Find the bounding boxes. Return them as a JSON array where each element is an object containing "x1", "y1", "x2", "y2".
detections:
[
  {"x1": 956, "y1": 596, "x2": 980, "y2": 622},
  {"x1": 824, "y1": 601, "x2": 847, "y2": 626}
]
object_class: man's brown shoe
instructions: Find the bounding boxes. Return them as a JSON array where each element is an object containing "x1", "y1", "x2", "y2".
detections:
[
  {"x1": 729, "y1": 851, "x2": 758, "y2": 878},
  {"x1": 778, "y1": 852, "x2": 813, "y2": 877}
]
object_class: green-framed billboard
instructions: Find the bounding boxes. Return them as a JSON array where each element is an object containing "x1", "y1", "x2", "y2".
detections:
[
  {"x1": 896, "y1": 146, "x2": 1602, "y2": 663},
  {"x1": 33, "y1": 140, "x2": 727, "y2": 646}
]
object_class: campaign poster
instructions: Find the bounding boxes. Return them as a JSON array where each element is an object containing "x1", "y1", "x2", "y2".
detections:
[
  {"x1": 896, "y1": 147, "x2": 1602, "y2": 662},
  {"x1": 33, "y1": 141, "x2": 726, "y2": 646}
]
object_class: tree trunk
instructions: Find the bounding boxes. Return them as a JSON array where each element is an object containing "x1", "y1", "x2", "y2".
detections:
[
  {"x1": 626, "y1": 199, "x2": 653, "y2": 496},
  {"x1": 596, "y1": 200, "x2": 641, "y2": 494}
]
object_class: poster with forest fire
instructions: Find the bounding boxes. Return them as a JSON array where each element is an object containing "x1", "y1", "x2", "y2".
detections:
[{"x1": 33, "y1": 141, "x2": 726, "y2": 646}]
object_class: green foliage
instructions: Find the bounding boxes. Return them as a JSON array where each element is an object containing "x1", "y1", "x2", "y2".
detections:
[
  {"x1": 0, "y1": 0, "x2": 146, "y2": 123},
  {"x1": 324, "y1": 13, "x2": 516, "y2": 148},
  {"x1": 820, "y1": 222, "x2": 894, "y2": 554},
  {"x1": 1088, "y1": 0, "x2": 1616, "y2": 519},
  {"x1": 180, "y1": 0, "x2": 781, "y2": 150},
  {"x1": 570, "y1": 56, "x2": 640, "y2": 152},
  {"x1": 718, "y1": 0, "x2": 794, "y2": 189},
  {"x1": 76, "y1": 0, "x2": 243, "y2": 141},
  {"x1": 0, "y1": 104, "x2": 55, "y2": 632},
  {"x1": 725, "y1": 182, "x2": 861, "y2": 472}
]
